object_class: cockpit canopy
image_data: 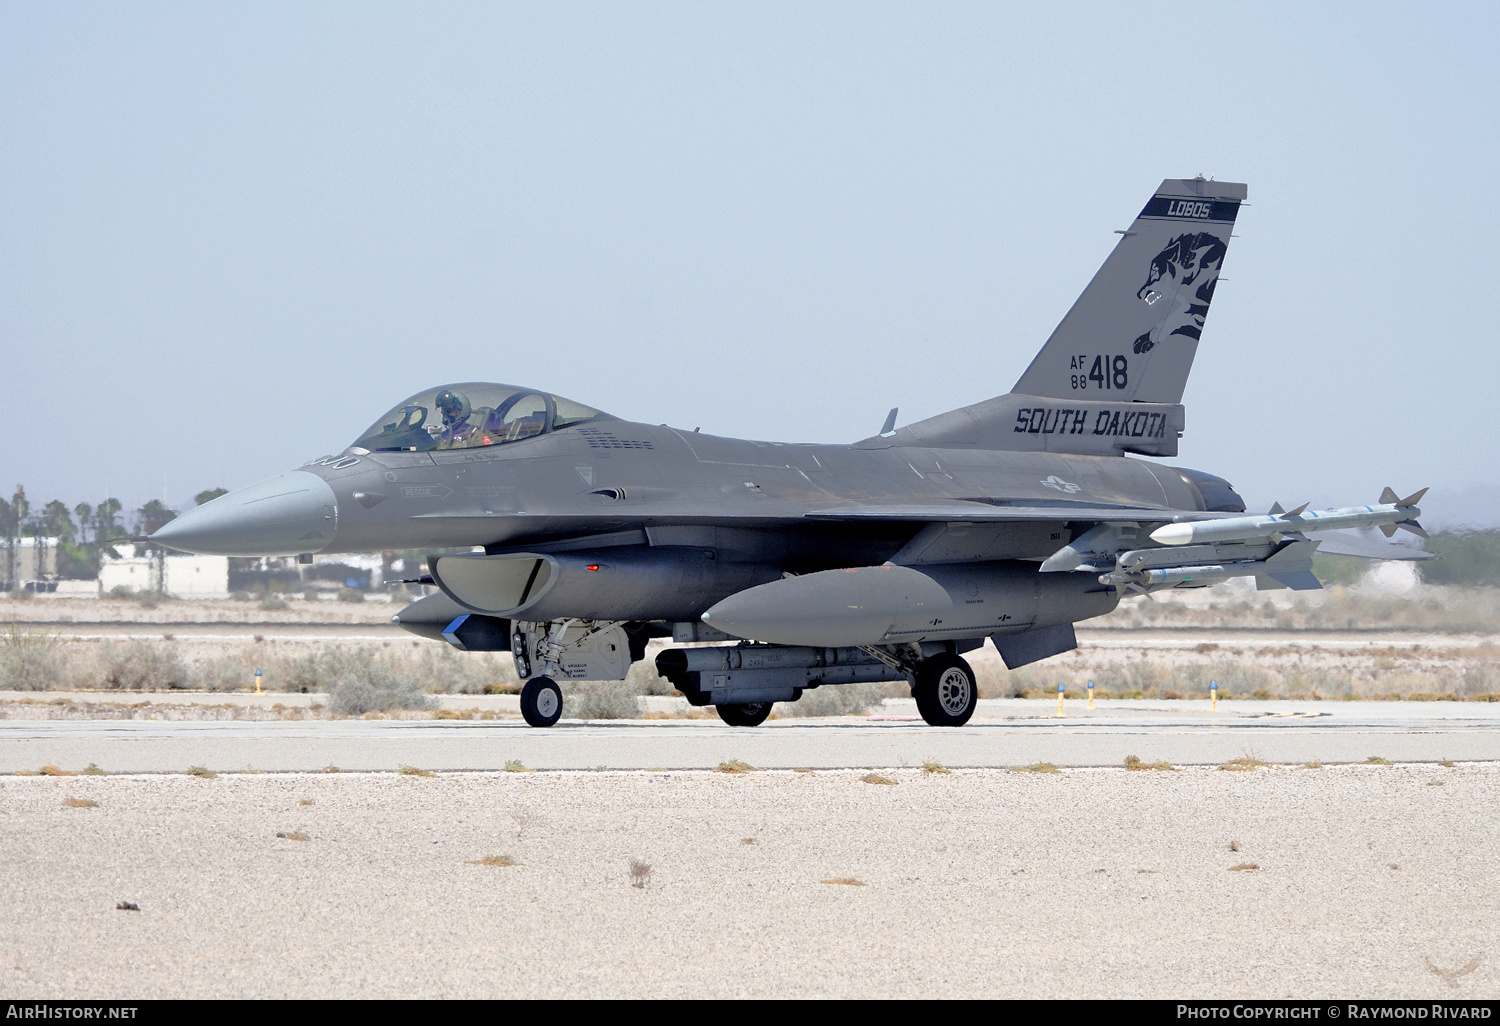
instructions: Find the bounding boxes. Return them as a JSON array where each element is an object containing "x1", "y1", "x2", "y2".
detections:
[{"x1": 351, "y1": 382, "x2": 610, "y2": 453}]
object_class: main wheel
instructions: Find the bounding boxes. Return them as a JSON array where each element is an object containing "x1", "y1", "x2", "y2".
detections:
[
  {"x1": 716, "y1": 702, "x2": 773, "y2": 727},
  {"x1": 519, "y1": 676, "x2": 564, "y2": 728},
  {"x1": 913, "y1": 654, "x2": 978, "y2": 727}
]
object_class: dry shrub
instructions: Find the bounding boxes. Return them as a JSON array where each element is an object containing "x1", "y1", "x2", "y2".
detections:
[
  {"x1": 193, "y1": 652, "x2": 258, "y2": 692},
  {"x1": 321, "y1": 650, "x2": 432, "y2": 715},
  {"x1": 821, "y1": 878, "x2": 864, "y2": 886},
  {"x1": 715, "y1": 759, "x2": 754, "y2": 774},
  {"x1": 625, "y1": 655, "x2": 675, "y2": 696},
  {"x1": 563, "y1": 681, "x2": 639, "y2": 720},
  {"x1": 1125, "y1": 755, "x2": 1176, "y2": 771},
  {"x1": 99, "y1": 640, "x2": 189, "y2": 690},
  {"x1": 404, "y1": 644, "x2": 516, "y2": 695},
  {"x1": 63, "y1": 797, "x2": 97, "y2": 808},
  {"x1": 0, "y1": 629, "x2": 67, "y2": 691},
  {"x1": 782, "y1": 682, "x2": 886, "y2": 717},
  {"x1": 468, "y1": 855, "x2": 517, "y2": 867},
  {"x1": 861, "y1": 773, "x2": 897, "y2": 785}
]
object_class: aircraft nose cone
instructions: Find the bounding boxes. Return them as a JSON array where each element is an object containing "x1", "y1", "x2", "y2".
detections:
[{"x1": 149, "y1": 471, "x2": 339, "y2": 556}]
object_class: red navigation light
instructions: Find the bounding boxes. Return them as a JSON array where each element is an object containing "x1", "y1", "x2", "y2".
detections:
[{"x1": 586, "y1": 564, "x2": 601, "y2": 572}]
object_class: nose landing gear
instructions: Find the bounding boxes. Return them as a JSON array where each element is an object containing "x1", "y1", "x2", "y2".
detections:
[{"x1": 519, "y1": 677, "x2": 563, "y2": 728}]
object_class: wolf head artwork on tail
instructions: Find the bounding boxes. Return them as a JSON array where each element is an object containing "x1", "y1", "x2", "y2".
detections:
[
  {"x1": 874, "y1": 177, "x2": 1245, "y2": 459},
  {"x1": 1010, "y1": 177, "x2": 1244, "y2": 407},
  {"x1": 1131, "y1": 232, "x2": 1228, "y2": 354}
]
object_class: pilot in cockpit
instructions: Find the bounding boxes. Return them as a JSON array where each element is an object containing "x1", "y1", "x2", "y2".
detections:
[{"x1": 433, "y1": 389, "x2": 489, "y2": 449}]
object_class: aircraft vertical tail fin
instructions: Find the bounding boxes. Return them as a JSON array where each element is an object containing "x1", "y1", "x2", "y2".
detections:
[
  {"x1": 1011, "y1": 177, "x2": 1246, "y2": 405},
  {"x1": 870, "y1": 177, "x2": 1245, "y2": 457}
]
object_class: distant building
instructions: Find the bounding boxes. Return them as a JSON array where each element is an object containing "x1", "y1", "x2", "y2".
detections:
[
  {"x1": 2, "y1": 537, "x2": 59, "y2": 590},
  {"x1": 100, "y1": 544, "x2": 230, "y2": 598}
]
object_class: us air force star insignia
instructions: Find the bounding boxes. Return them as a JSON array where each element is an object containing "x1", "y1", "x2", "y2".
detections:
[{"x1": 1041, "y1": 476, "x2": 1082, "y2": 494}]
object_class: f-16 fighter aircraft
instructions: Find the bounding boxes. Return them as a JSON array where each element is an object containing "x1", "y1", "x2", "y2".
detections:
[{"x1": 151, "y1": 177, "x2": 1429, "y2": 728}]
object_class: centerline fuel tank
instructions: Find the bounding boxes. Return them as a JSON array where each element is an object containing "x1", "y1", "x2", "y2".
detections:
[{"x1": 702, "y1": 561, "x2": 1117, "y2": 648}]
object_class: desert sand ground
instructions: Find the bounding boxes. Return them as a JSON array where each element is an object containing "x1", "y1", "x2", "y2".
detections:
[{"x1": 2, "y1": 764, "x2": 1495, "y2": 999}]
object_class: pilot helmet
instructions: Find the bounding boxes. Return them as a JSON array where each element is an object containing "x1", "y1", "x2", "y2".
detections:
[{"x1": 435, "y1": 389, "x2": 470, "y2": 423}]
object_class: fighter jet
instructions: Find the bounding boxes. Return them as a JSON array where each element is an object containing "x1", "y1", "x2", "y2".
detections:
[{"x1": 151, "y1": 177, "x2": 1429, "y2": 728}]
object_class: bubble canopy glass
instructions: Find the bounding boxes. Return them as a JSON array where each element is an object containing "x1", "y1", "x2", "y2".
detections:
[{"x1": 350, "y1": 382, "x2": 610, "y2": 453}]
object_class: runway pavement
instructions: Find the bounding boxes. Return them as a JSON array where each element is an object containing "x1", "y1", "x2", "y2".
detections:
[{"x1": 4, "y1": 699, "x2": 1496, "y2": 773}]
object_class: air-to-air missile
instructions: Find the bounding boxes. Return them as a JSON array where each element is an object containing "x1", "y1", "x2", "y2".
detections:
[
  {"x1": 1097, "y1": 539, "x2": 1322, "y2": 592},
  {"x1": 1149, "y1": 488, "x2": 1427, "y2": 546}
]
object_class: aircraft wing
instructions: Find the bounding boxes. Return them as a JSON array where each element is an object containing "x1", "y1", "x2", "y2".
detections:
[{"x1": 804, "y1": 503, "x2": 1186, "y2": 522}]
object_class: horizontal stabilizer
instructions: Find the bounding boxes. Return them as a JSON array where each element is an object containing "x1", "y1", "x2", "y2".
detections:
[
  {"x1": 992, "y1": 624, "x2": 1078, "y2": 670},
  {"x1": 1316, "y1": 528, "x2": 1433, "y2": 560}
]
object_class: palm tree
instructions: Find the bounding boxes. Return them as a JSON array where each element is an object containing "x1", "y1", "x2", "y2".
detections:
[
  {"x1": 94, "y1": 499, "x2": 124, "y2": 560},
  {"x1": 73, "y1": 503, "x2": 93, "y2": 547}
]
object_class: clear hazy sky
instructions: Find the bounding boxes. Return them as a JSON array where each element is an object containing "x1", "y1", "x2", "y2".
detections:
[{"x1": 4, "y1": 2, "x2": 1497, "y2": 524}]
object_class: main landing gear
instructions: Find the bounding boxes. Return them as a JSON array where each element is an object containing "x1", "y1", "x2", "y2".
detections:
[
  {"x1": 716, "y1": 702, "x2": 773, "y2": 727},
  {"x1": 912, "y1": 653, "x2": 978, "y2": 727}
]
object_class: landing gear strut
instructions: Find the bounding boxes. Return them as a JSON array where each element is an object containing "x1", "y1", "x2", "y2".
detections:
[
  {"x1": 716, "y1": 702, "x2": 773, "y2": 727},
  {"x1": 913, "y1": 653, "x2": 978, "y2": 727},
  {"x1": 520, "y1": 677, "x2": 563, "y2": 728}
]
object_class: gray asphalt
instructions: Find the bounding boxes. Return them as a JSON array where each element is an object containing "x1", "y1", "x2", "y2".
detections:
[{"x1": 5, "y1": 700, "x2": 1497, "y2": 772}]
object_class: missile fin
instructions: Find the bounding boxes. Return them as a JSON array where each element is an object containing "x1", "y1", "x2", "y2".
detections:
[
  {"x1": 1398, "y1": 487, "x2": 1428, "y2": 507},
  {"x1": 1379, "y1": 523, "x2": 1398, "y2": 538},
  {"x1": 1397, "y1": 519, "x2": 1428, "y2": 539},
  {"x1": 1266, "y1": 569, "x2": 1322, "y2": 591},
  {"x1": 1285, "y1": 502, "x2": 1310, "y2": 517},
  {"x1": 1380, "y1": 486, "x2": 1399, "y2": 504},
  {"x1": 1268, "y1": 502, "x2": 1285, "y2": 515}
]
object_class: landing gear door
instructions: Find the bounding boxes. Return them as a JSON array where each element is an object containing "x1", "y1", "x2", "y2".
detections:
[{"x1": 514, "y1": 621, "x2": 631, "y2": 681}]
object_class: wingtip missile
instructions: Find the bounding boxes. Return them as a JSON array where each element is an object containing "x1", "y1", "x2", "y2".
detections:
[{"x1": 1149, "y1": 493, "x2": 1428, "y2": 548}]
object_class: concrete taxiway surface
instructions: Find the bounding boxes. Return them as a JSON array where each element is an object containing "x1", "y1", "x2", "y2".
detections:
[
  {"x1": 5, "y1": 765, "x2": 1496, "y2": 998},
  {"x1": 3, "y1": 700, "x2": 1496, "y2": 773}
]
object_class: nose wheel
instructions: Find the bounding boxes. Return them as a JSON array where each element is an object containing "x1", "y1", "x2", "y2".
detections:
[
  {"x1": 520, "y1": 677, "x2": 563, "y2": 728},
  {"x1": 913, "y1": 654, "x2": 977, "y2": 727}
]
